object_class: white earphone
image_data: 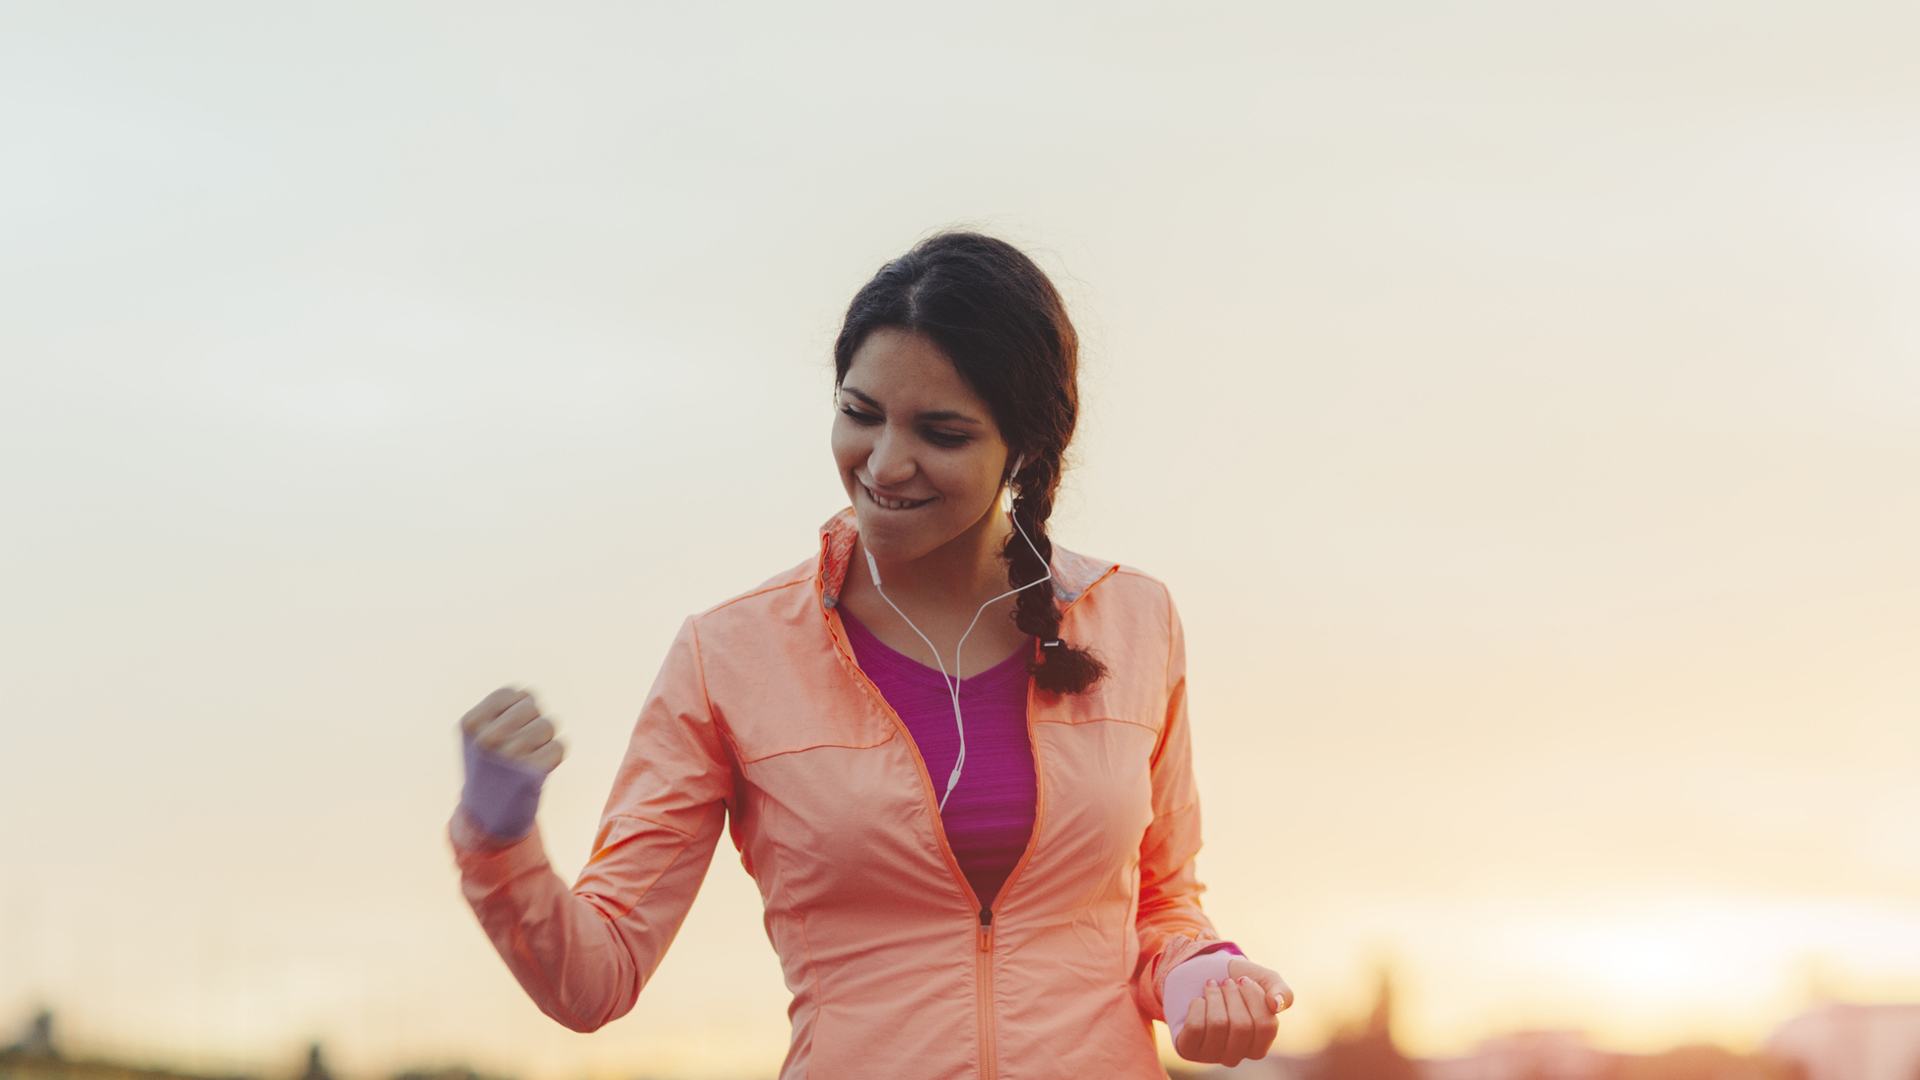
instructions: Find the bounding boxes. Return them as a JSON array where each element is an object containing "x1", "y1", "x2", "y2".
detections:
[{"x1": 862, "y1": 451, "x2": 1053, "y2": 811}]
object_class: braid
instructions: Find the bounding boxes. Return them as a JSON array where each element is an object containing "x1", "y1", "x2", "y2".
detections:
[{"x1": 1007, "y1": 453, "x2": 1106, "y2": 695}]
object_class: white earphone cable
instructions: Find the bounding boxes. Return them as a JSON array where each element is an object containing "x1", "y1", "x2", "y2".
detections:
[{"x1": 861, "y1": 456, "x2": 1052, "y2": 812}]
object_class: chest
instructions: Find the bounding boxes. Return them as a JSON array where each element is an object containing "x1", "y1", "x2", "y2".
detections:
[
  {"x1": 836, "y1": 579, "x2": 1029, "y2": 679},
  {"x1": 708, "y1": 615, "x2": 1167, "y2": 914}
]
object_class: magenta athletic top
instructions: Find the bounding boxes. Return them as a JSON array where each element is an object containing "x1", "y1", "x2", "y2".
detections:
[{"x1": 841, "y1": 611, "x2": 1036, "y2": 909}]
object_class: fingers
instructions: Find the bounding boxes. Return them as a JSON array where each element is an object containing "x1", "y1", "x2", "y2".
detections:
[
  {"x1": 460, "y1": 686, "x2": 528, "y2": 736},
  {"x1": 498, "y1": 715, "x2": 556, "y2": 758},
  {"x1": 1228, "y1": 957, "x2": 1296, "y2": 1013},
  {"x1": 522, "y1": 738, "x2": 566, "y2": 773},
  {"x1": 462, "y1": 687, "x2": 563, "y2": 769},
  {"x1": 1175, "y1": 975, "x2": 1282, "y2": 1065},
  {"x1": 1220, "y1": 975, "x2": 1256, "y2": 1066},
  {"x1": 474, "y1": 693, "x2": 542, "y2": 753},
  {"x1": 1241, "y1": 976, "x2": 1280, "y2": 1060},
  {"x1": 1198, "y1": 980, "x2": 1229, "y2": 1063}
]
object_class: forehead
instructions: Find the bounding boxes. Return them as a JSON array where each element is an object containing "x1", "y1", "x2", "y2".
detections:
[{"x1": 841, "y1": 328, "x2": 990, "y2": 415}]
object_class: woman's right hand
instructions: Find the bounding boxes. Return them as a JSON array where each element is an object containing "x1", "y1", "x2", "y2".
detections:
[{"x1": 462, "y1": 687, "x2": 566, "y2": 772}]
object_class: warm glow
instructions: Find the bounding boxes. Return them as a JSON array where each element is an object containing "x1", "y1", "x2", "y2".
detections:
[{"x1": 3, "y1": 4, "x2": 1917, "y2": 1079}]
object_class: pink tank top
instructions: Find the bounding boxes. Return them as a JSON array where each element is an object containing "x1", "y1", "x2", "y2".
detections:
[{"x1": 841, "y1": 611, "x2": 1036, "y2": 909}]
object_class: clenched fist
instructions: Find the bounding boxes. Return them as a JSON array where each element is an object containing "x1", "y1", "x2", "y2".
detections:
[
  {"x1": 461, "y1": 687, "x2": 566, "y2": 772},
  {"x1": 1172, "y1": 956, "x2": 1293, "y2": 1067}
]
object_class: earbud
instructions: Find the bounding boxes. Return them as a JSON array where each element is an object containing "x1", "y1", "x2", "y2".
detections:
[{"x1": 1001, "y1": 453, "x2": 1026, "y2": 513}]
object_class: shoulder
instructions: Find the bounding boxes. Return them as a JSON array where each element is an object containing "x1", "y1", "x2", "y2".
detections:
[
  {"x1": 1107, "y1": 565, "x2": 1175, "y2": 603},
  {"x1": 1045, "y1": 551, "x2": 1184, "y2": 722},
  {"x1": 1054, "y1": 543, "x2": 1175, "y2": 617},
  {"x1": 688, "y1": 557, "x2": 819, "y2": 633},
  {"x1": 676, "y1": 510, "x2": 842, "y2": 654}
]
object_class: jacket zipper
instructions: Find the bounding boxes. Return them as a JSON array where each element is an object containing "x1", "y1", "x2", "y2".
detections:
[{"x1": 977, "y1": 906, "x2": 996, "y2": 1080}]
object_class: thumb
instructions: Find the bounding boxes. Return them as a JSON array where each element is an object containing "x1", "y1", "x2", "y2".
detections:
[
  {"x1": 1228, "y1": 958, "x2": 1294, "y2": 1013},
  {"x1": 1259, "y1": 973, "x2": 1294, "y2": 1013}
]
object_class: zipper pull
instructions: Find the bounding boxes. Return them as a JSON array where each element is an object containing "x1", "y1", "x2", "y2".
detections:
[{"x1": 978, "y1": 906, "x2": 993, "y2": 951}]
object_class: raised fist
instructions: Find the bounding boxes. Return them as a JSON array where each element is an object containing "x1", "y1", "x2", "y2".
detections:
[{"x1": 460, "y1": 687, "x2": 565, "y2": 772}]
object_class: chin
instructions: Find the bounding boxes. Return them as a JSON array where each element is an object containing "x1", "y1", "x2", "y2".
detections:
[{"x1": 851, "y1": 507, "x2": 952, "y2": 563}]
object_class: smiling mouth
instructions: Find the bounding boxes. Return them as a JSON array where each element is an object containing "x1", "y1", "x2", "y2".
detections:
[{"x1": 863, "y1": 483, "x2": 935, "y2": 511}]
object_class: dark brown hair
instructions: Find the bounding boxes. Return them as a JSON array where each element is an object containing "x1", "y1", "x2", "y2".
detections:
[{"x1": 834, "y1": 232, "x2": 1107, "y2": 695}]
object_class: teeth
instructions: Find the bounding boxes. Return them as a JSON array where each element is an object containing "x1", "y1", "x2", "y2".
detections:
[{"x1": 866, "y1": 485, "x2": 927, "y2": 510}]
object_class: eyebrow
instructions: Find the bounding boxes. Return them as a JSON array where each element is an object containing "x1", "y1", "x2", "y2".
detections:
[{"x1": 841, "y1": 385, "x2": 985, "y2": 426}]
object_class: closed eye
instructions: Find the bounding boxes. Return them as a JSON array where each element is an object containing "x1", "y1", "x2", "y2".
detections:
[
  {"x1": 839, "y1": 405, "x2": 882, "y2": 425},
  {"x1": 921, "y1": 427, "x2": 972, "y2": 448}
]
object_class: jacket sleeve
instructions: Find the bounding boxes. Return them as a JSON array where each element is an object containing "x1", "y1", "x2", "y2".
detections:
[
  {"x1": 449, "y1": 616, "x2": 737, "y2": 1032},
  {"x1": 1130, "y1": 589, "x2": 1228, "y2": 1021}
]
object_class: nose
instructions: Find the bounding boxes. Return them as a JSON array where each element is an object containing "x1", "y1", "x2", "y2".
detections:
[{"x1": 865, "y1": 427, "x2": 917, "y2": 487}]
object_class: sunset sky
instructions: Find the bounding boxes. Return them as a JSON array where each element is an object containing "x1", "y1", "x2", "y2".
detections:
[{"x1": 4, "y1": 3, "x2": 1918, "y2": 1078}]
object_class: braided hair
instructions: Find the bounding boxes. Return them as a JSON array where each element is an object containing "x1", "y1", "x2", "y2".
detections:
[{"x1": 833, "y1": 232, "x2": 1107, "y2": 695}]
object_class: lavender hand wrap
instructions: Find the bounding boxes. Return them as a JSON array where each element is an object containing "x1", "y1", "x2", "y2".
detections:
[
  {"x1": 1164, "y1": 943, "x2": 1248, "y2": 1040},
  {"x1": 460, "y1": 735, "x2": 548, "y2": 842}
]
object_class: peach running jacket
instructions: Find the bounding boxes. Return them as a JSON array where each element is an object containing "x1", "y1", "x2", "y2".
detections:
[{"x1": 450, "y1": 511, "x2": 1229, "y2": 1079}]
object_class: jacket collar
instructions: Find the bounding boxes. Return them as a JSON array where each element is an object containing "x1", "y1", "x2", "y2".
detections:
[{"x1": 815, "y1": 508, "x2": 1112, "y2": 611}]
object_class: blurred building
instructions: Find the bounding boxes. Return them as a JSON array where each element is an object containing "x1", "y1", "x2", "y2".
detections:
[
  {"x1": 6, "y1": 1012, "x2": 57, "y2": 1060},
  {"x1": 1423, "y1": 1031, "x2": 1609, "y2": 1080},
  {"x1": 295, "y1": 1047, "x2": 329, "y2": 1080},
  {"x1": 1767, "y1": 1003, "x2": 1920, "y2": 1080},
  {"x1": 1314, "y1": 971, "x2": 1421, "y2": 1080}
]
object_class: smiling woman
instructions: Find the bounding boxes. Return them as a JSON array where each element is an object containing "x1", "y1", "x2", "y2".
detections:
[
  {"x1": 828, "y1": 234, "x2": 1107, "y2": 702},
  {"x1": 449, "y1": 232, "x2": 1291, "y2": 1079}
]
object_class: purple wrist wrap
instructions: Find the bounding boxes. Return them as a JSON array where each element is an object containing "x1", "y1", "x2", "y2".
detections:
[
  {"x1": 1164, "y1": 942, "x2": 1247, "y2": 1038},
  {"x1": 460, "y1": 735, "x2": 547, "y2": 841}
]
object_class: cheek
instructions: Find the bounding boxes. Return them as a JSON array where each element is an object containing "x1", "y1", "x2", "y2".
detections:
[
  {"x1": 829, "y1": 421, "x2": 871, "y2": 499},
  {"x1": 925, "y1": 453, "x2": 1002, "y2": 514},
  {"x1": 829, "y1": 420, "x2": 862, "y2": 473}
]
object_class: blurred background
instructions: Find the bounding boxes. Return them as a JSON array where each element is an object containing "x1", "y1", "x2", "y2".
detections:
[{"x1": 3, "y1": 2, "x2": 1918, "y2": 1079}]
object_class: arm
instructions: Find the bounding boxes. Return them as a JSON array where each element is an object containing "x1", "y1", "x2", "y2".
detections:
[
  {"x1": 450, "y1": 617, "x2": 735, "y2": 1032},
  {"x1": 1132, "y1": 591, "x2": 1293, "y2": 1066},
  {"x1": 1129, "y1": 590, "x2": 1229, "y2": 1018}
]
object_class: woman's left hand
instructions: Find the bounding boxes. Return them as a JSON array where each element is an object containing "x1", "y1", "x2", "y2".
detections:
[{"x1": 1173, "y1": 957, "x2": 1293, "y2": 1066}]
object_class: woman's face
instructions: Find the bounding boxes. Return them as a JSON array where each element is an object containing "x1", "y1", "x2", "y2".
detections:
[{"x1": 832, "y1": 327, "x2": 1013, "y2": 565}]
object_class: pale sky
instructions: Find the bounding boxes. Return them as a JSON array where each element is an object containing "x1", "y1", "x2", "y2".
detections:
[{"x1": 4, "y1": 3, "x2": 1918, "y2": 1079}]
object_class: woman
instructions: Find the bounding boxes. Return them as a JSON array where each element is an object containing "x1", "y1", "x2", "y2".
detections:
[{"x1": 451, "y1": 232, "x2": 1292, "y2": 1079}]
